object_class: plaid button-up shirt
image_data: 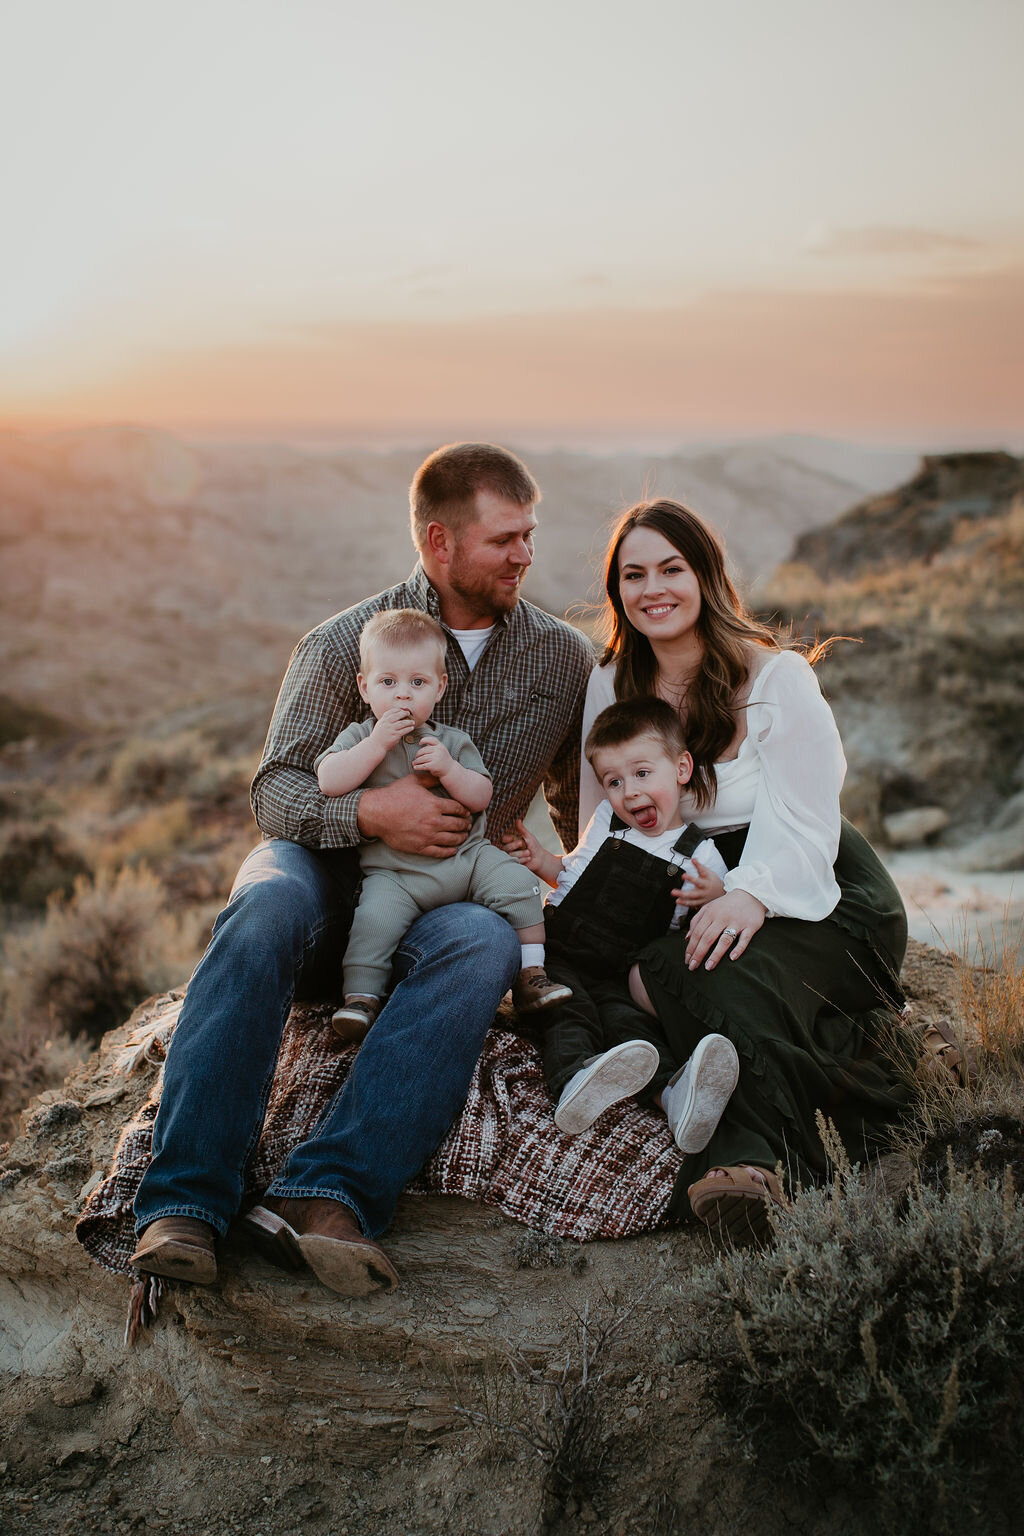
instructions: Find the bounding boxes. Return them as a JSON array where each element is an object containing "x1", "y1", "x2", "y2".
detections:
[{"x1": 251, "y1": 564, "x2": 595, "y2": 852}]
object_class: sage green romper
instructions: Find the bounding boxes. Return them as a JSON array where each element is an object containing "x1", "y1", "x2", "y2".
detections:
[{"x1": 317, "y1": 718, "x2": 543, "y2": 999}]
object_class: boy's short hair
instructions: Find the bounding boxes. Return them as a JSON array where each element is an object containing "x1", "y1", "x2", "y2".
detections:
[
  {"x1": 584, "y1": 697, "x2": 689, "y2": 765},
  {"x1": 359, "y1": 609, "x2": 447, "y2": 673},
  {"x1": 409, "y1": 442, "x2": 540, "y2": 552}
]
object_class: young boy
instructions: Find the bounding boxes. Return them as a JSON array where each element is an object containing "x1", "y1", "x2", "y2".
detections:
[
  {"x1": 316, "y1": 609, "x2": 571, "y2": 1039},
  {"x1": 506, "y1": 698, "x2": 739, "y2": 1147}
]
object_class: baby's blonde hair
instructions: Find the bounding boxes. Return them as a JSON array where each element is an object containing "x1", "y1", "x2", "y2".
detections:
[{"x1": 358, "y1": 609, "x2": 447, "y2": 673}]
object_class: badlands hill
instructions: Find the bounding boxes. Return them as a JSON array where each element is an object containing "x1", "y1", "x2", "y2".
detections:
[{"x1": 0, "y1": 425, "x2": 915, "y2": 731}]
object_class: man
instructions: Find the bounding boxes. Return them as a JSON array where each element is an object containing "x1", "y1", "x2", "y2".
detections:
[{"x1": 131, "y1": 442, "x2": 594, "y2": 1297}]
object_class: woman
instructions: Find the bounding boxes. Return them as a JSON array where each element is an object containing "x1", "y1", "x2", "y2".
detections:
[{"x1": 581, "y1": 499, "x2": 911, "y2": 1244}]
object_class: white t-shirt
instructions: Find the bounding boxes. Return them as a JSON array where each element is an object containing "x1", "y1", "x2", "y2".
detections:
[
  {"x1": 546, "y1": 798, "x2": 729, "y2": 929},
  {"x1": 449, "y1": 625, "x2": 494, "y2": 672},
  {"x1": 578, "y1": 650, "x2": 845, "y2": 922}
]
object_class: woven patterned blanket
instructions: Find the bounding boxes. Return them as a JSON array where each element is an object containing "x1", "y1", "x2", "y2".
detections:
[{"x1": 76, "y1": 1003, "x2": 683, "y2": 1274}]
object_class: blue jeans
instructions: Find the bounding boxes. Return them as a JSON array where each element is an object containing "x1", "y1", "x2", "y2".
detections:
[{"x1": 134, "y1": 838, "x2": 520, "y2": 1240}]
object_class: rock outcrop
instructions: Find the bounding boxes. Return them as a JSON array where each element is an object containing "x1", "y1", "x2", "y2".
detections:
[
  {"x1": 792, "y1": 450, "x2": 1024, "y2": 581},
  {"x1": 0, "y1": 945, "x2": 959, "y2": 1535},
  {"x1": 765, "y1": 451, "x2": 1024, "y2": 867}
]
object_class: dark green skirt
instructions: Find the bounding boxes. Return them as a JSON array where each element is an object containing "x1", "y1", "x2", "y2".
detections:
[{"x1": 637, "y1": 819, "x2": 911, "y2": 1220}]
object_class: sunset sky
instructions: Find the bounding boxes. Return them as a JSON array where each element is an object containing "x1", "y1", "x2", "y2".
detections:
[{"x1": 2, "y1": 0, "x2": 1022, "y2": 446}]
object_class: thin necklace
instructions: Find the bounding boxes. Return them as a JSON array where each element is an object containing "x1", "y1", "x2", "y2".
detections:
[{"x1": 658, "y1": 667, "x2": 698, "y2": 700}]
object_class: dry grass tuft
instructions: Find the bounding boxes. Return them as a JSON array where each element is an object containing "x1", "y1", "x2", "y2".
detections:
[
  {"x1": 902, "y1": 929, "x2": 1024, "y2": 1148},
  {"x1": 955, "y1": 919, "x2": 1024, "y2": 1066},
  {"x1": 0, "y1": 1023, "x2": 88, "y2": 1144},
  {"x1": 456, "y1": 1294, "x2": 649, "y2": 1531},
  {"x1": 510, "y1": 1229, "x2": 588, "y2": 1274}
]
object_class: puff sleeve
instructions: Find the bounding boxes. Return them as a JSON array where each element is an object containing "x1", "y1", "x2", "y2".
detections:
[{"x1": 723, "y1": 651, "x2": 845, "y2": 920}]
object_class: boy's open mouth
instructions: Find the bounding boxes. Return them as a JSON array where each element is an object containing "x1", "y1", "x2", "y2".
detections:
[{"x1": 631, "y1": 804, "x2": 659, "y2": 830}]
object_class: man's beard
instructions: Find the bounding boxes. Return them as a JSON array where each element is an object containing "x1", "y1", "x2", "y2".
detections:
[{"x1": 447, "y1": 550, "x2": 523, "y2": 620}]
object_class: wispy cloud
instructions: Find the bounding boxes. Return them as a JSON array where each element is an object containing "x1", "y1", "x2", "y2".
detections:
[{"x1": 807, "y1": 224, "x2": 986, "y2": 259}]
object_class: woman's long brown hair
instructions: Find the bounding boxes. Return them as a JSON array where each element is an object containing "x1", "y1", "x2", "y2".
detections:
[{"x1": 600, "y1": 499, "x2": 782, "y2": 809}]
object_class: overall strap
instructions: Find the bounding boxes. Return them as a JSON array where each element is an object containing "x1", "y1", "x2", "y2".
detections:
[
  {"x1": 607, "y1": 814, "x2": 707, "y2": 870},
  {"x1": 671, "y1": 823, "x2": 708, "y2": 861}
]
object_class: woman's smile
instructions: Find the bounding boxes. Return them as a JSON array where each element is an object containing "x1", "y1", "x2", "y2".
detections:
[{"x1": 617, "y1": 526, "x2": 702, "y2": 644}]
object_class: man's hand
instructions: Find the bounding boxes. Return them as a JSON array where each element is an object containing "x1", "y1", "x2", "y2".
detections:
[
  {"x1": 370, "y1": 707, "x2": 416, "y2": 752},
  {"x1": 412, "y1": 734, "x2": 454, "y2": 778},
  {"x1": 357, "y1": 774, "x2": 472, "y2": 858}
]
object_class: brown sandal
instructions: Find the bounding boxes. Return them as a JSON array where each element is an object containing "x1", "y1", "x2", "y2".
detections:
[
  {"x1": 687, "y1": 1165, "x2": 784, "y2": 1248},
  {"x1": 920, "y1": 1021, "x2": 974, "y2": 1087}
]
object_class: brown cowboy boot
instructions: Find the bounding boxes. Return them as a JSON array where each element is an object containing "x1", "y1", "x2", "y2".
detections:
[
  {"x1": 129, "y1": 1216, "x2": 218, "y2": 1285},
  {"x1": 241, "y1": 1196, "x2": 399, "y2": 1297}
]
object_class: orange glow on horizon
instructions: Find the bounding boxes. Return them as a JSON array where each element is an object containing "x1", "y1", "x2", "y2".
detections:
[{"x1": 3, "y1": 268, "x2": 1022, "y2": 444}]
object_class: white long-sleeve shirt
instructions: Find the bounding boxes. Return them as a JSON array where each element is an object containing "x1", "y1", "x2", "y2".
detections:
[
  {"x1": 578, "y1": 650, "x2": 845, "y2": 922},
  {"x1": 546, "y1": 797, "x2": 729, "y2": 925}
]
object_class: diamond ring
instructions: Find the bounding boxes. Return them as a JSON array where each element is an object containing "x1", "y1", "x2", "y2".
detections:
[{"x1": 723, "y1": 926, "x2": 738, "y2": 937}]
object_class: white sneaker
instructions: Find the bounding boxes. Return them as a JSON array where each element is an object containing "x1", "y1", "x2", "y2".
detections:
[
  {"x1": 554, "y1": 1040, "x2": 660, "y2": 1135},
  {"x1": 662, "y1": 1034, "x2": 739, "y2": 1153}
]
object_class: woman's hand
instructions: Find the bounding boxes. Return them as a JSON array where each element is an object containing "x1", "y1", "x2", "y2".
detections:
[{"x1": 685, "y1": 890, "x2": 766, "y2": 970}]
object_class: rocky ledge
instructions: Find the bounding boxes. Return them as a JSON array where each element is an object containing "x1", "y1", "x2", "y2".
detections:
[{"x1": 0, "y1": 941, "x2": 960, "y2": 1536}]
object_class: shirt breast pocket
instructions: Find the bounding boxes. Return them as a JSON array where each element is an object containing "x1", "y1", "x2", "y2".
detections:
[
  {"x1": 474, "y1": 669, "x2": 576, "y2": 749},
  {"x1": 519, "y1": 684, "x2": 574, "y2": 743}
]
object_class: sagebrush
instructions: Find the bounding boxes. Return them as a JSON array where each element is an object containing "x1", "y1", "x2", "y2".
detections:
[
  {"x1": 0, "y1": 1023, "x2": 86, "y2": 1144},
  {"x1": 672, "y1": 1150, "x2": 1024, "y2": 1532},
  {"x1": 1, "y1": 865, "x2": 183, "y2": 1042},
  {"x1": 108, "y1": 731, "x2": 207, "y2": 804},
  {"x1": 0, "y1": 821, "x2": 89, "y2": 909}
]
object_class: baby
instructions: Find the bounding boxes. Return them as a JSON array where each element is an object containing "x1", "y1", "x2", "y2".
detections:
[
  {"x1": 316, "y1": 608, "x2": 571, "y2": 1038},
  {"x1": 506, "y1": 698, "x2": 739, "y2": 1148}
]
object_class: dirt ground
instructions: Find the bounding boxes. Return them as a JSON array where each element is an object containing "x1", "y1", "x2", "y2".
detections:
[{"x1": 0, "y1": 1325, "x2": 875, "y2": 1536}]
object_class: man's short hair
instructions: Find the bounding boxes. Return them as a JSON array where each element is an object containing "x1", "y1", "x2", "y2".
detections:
[
  {"x1": 409, "y1": 442, "x2": 540, "y2": 551},
  {"x1": 359, "y1": 609, "x2": 448, "y2": 673},
  {"x1": 584, "y1": 697, "x2": 689, "y2": 765}
]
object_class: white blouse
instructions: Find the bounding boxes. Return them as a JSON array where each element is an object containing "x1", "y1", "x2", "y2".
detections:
[{"x1": 578, "y1": 650, "x2": 845, "y2": 922}]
